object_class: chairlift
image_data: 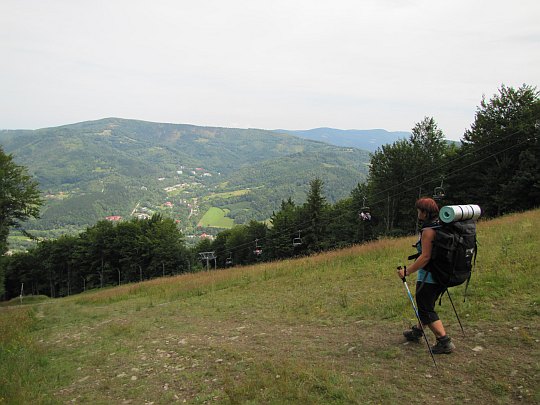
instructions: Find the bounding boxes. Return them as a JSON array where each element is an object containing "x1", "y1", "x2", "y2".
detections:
[
  {"x1": 433, "y1": 180, "x2": 446, "y2": 201},
  {"x1": 225, "y1": 252, "x2": 233, "y2": 266},
  {"x1": 253, "y1": 239, "x2": 263, "y2": 256},
  {"x1": 359, "y1": 197, "x2": 372, "y2": 221},
  {"x1": 293, "y1": 231, "x2": 302, "y2": 247},
  {"x1": 359, "y1": 210, "x2": 372, "y2": 221},
  {"x1": 433, "y1": 187, "x2": 445, "y2": 200}
]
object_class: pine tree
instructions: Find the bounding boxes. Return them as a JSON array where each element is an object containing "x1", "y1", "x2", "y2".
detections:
[{"x1": 304, "y1": 178, "x2": 328, "y2": 251}]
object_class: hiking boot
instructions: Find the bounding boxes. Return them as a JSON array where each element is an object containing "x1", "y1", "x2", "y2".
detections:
[
  {"x1": 403, "y1": 325, "x2": 423, "y2": 342},
  {"x1": 431, "y1": 336, "x2": 455, "y2": 354}
]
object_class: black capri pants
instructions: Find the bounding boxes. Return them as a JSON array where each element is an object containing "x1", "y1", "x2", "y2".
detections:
[{"x1": 415, "y1": 282, "x2": 447, "y2": 325}]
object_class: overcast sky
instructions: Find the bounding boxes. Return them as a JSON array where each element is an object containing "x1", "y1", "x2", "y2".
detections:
[{"x1": 1, "y1": 0, "x2": 538, "y2": 140}]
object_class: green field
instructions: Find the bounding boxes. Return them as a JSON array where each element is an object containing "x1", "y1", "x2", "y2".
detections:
[
  {"x1": 203, "y1": 189, "x2": 252, "y2": 202},
  {"x1": 197, "y1": 207, "x2": 235, "y2": 228},
  {"x1": 1, "y1": 210, "x2": 539, "y2": 404}
]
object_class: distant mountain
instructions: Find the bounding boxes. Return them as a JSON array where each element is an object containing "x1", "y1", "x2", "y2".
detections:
[
  {"x1": 275, "y1": 128, "x2": 411, "y2": 152},
  {"x1": 0, "y1": 118, "x2": 371, "y2": 247}
]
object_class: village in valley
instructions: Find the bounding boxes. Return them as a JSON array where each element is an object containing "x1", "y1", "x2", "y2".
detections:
[{"x1": 105, "y1": 165, "x2": 221, "y2": 243}]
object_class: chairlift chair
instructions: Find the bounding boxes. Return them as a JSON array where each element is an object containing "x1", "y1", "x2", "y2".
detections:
[
  {"x1": 359, "y1": 206, "x2": 371, "y2": 222},
  {"x1": 225, "y1": 253, "x2": 233, "y2": 266},
  {"x1": 253, "y1": 239, "x2": 263, "y2": 256},
  {"x1": 293, "y1": 231, "x2": 302, "y2": 247},
  {"x1": 359, "y1": 197, "x2": 372, "y2": 221},
  {"x1": 433, "y1": 186, "x2": 446, "y2": 201}
]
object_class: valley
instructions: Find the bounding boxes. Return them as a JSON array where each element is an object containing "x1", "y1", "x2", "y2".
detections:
[{"x1": 0, "y1": 118, "x2": 381, "y2": 250}]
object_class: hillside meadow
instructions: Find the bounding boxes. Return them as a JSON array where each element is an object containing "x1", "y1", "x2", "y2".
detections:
[
  {"x1": 1, "y1": 210, "x2": 539, "y2": 404},
  {"x1": 197, "y1": 207, "x2": 235, "y2": 229}
]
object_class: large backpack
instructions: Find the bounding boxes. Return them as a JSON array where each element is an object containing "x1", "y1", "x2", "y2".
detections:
[{"x1": 424, "y1": 219, "x2": 477, "y2": 287}]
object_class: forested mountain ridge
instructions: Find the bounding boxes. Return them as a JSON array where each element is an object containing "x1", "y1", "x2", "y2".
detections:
[
  {"x1": 0, "y1": 118, "x2": 372, "y2": 247},
  {"x1": 1, "y1": 118, "x2": 335, "y2": 182}
]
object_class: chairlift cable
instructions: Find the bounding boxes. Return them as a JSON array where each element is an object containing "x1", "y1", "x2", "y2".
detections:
[
  {"x1": 207, "y1": 134, "x2": 532, "y2": 261},
  {"x1": 210, "y1": 136, "x2": 529, "y2": 261},
  {"x1": 366, "y1": 128, "x2": 529, "y2": 204}
]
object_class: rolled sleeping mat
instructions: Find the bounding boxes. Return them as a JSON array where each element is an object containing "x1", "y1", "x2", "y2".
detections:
[{"x1": 439, "y1": 204, "x2": 482, "y2": 223}]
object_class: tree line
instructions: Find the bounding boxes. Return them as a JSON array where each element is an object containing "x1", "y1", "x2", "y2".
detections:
[
  {"x1": 3, "y1": 215, "x2": 189, "y2": 299},
  {"x1": 1, "y1": 84, "x2": 538, "y2": 300}
]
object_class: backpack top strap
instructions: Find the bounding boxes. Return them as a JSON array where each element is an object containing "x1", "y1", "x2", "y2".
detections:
[
  {"x1": 414, "y1": 220, "x2": 440, "y2": 250},
  {"x1": 421, "y1": 220, "x2": 441, "y2": 231}
]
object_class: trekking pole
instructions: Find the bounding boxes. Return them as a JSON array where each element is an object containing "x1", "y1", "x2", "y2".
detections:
[
  {"x1": 445, "y1": 289, "x2": 465, "y2": 337},
  {"x1": 398, "y1": 266, "x2": 438, "y2": 370}
]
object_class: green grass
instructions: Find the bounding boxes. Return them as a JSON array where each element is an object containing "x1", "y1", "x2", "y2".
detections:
[
  {"x1": 197, "y1": 207, "x2": 235, "y2": 228},
  {"x1": 0, "y1": 295, "x2": 51, "y2": 308},
  {"x1": 203, "y1": 189, "x2": 252, "y2": 201},
  {"x1": 1, "y1": 209, "x2": 539, "y2": 404}
]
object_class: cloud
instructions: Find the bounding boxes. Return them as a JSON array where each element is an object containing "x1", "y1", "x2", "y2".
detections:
[{"x1": 1, "y1": 0, "x2": 539, "y2": 140}]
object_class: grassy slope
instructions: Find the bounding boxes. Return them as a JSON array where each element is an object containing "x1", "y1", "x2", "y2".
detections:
[
  {"x1": 1, "y1": 210, "x2": 539, "y2": 404},
  {"x1": 197, "y1": 207, "x2": 235, "y2": 229}
]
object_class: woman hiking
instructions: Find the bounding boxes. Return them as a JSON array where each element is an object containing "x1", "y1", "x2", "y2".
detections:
[{"x1": 397, "y1": 197, "x2": 455, "y2": 354}]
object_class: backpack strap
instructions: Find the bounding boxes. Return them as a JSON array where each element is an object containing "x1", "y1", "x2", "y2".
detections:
[
  {"x1": 463, "y1": 276, "x2": 471, "y2": 302},
  {"x1": 409, "y1": 221, "x2": 439, "y2": 261},
  {"x1": 421, "y1": 220, "x2": 441, "y2": 230},
  {"x1": 463, "y1": 238, "x2": 478, "y2": 302},
  {"x1": 409, "y1": 220, "x2": 441, "y2": 289}
]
